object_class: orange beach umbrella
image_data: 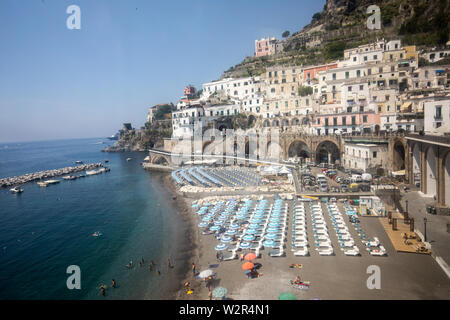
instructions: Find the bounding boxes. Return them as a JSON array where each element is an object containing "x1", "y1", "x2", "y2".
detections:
[
  {"x1": 241, "y1": 262, "x2": 254, "y2": 270},
  {"x1": 244, "y1": 253, "x2": 257, "y2": 261}
]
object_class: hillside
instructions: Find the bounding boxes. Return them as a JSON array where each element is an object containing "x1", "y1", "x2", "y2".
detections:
[{"x1": 222, "y1": 0, "x2": 449, "y2": 79}]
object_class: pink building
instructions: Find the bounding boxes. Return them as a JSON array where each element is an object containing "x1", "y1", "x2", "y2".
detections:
[
  {"x1": 303, "y1": 63, "x2": 338, "y2": 83},
  {"x1": 312, "y1": 111, "x2": 380, "y2": 135},
  {"x1": 255, "y1": 37, "x2": 280, "y2": 57}
]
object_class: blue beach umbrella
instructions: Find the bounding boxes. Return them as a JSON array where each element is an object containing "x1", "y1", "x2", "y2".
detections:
[
  {"x1": 242, "y1": 234, "x2": 255, "y2": 241},
  {"x1": 268, "y1": 222, "x2": 279, "y2": 228},
  {"x1": 215, "y1": 243, "x2": 228, "y2": 251},
  {"x1": 214, "y1": 220, "x2": 224, "y2": 226},
  {"x1": 250, "y1": 218, "x2": 261, "y2": 224},
  {"x1": 248, "y1": 223, "x2": 259, "y2": 229},
  {"x1": 221, "y1": 235, "x2": 233, "y2": 243},
  {"x1": 245, "y1": 228, "x2": 258, "y2": 234},
  {"x1": 262, "y1": 240, "x2": 276, "y2": 247},
  {"x1": 198, "y1": 222, "x2": 209, "y2": 228},
  {"x1": 225, "y1": 229, "x2": 237, "y2": 235},
  {"x1": 266, "y1": 227, "x2": 279, "y2": 233},
  {"x1": 202, "y1": 216, "x2": 213, "y2": 222},
  {"x1": 239, "y1": 242, "x2": 252, "y2": 249},
  {"x1": 210, "y1": 225, "x2": 221, "y2": 231},
  {"x1": 264, "y1": 233, "x2": 279, "y2": 240},
  {"x1": 192, "y1": 204, "x2": 200, "y2": 208},
  {"x1": 229, "y1": 223, "x2": 240, "y2": 229}
]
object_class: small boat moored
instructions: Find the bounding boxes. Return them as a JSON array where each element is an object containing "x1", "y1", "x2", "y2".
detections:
[
  {"x1": 126, "y1": 158, "x2": 132, "y2": 162},
  {"x1": 63, "y1": 175, "x2": 78, "y2": 180},
  {"x1": 75, "y1": 160, "x2": 83, "y2": 164},
  {"x1": 10, "y1": 186, "x2": 24, "y2": 193}
]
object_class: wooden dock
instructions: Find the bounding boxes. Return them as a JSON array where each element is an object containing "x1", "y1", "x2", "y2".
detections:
[{"x1": 378, "y1": 215, "x2": 431, "y2": 255}]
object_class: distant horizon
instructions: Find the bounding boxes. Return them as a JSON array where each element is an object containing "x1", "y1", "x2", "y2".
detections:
[
  {"x1": 0, "y1": 0, "x2": 325, "y2": 143},
  {"x1": 0, "y1": 135, "x2": 110, "y2": 145}
]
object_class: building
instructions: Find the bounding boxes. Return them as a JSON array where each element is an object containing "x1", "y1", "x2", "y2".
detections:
[
  {"x1": 424, "y1": 99, "x2": 450, "y2": 134},
  {"x1": 342, "y1": 143, "x2": 388, "y2": 171},
  {"x1": 254, "y1": 37, "x2": 283, "y2": 57}
]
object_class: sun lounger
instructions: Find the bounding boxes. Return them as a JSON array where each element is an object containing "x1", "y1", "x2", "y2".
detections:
[
  {"x1": 293, "y1": 246, "x2": 309, "y2": 256},
  {"x1": 318, "y1": 247, "x2": 334, "y2": 255},
  {"x1": 368, "y1": 246, "x2": 387, "y2": 256},
  {"x1": 343, "y1": 246, "x2": 360, "y2": 256},
  {"x1": 268, "y1": 247, "x2": 285, "y2": 257},
  {"x1": 222, "y1": 249, "x2": 237, "y2": 261}
]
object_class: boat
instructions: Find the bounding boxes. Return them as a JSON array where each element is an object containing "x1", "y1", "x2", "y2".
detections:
[
  {"x1": 104, "y1": 159, "x2": 109, "y2": 163},
  {"x1": 37, "y1": 181, "x2": 48, "y2": 187},
  {"x1": 10, "y1": 186, "x2": 24, "y2": 194},
  {"x1": 126, "y1": 158, "x2": 132, "y2": 161},
  {"x1": 86, "y1": 170, "x2": 99, "y2": 176},
  {"x1": 107, "y1": 133, "x2": 118, "y2": 141},
  {"x1": 92, "y1": 231, "x2": 103, "y2": 237},
  {"x1": 75, "y1": 160, "x2": 83, "y2": 164},
  {"x1": 44, "y1": 179, "x2": 60, "y2": 185},
  {"x1": 63, "y1": 175, "x2": 77, "y2": 180},
  {"x1": 78, "y1": 174, "x2": 86, "y2": 178}
]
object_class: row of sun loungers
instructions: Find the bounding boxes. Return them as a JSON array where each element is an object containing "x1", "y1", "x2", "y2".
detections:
[{"x1": 326, "y1": 202, "x2": 360, "y2": 256}]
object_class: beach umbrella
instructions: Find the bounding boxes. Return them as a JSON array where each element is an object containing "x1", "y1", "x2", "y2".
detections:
[
  {"x1": 245, "y1": 228, "x2": 257, "y2": 234},
  {"x1": 266, "y1": 227, "x2": 279, "y2": 233},
  {"x1": 198, "y1": 222, "x2": 209, "y2": 228},
  {"x1": 241, "y1": 262, "x2": 254, "y2": 270},
  {"x1": 192, "y1": 204, "x2": 200, "y2": 208},
  {"x1": 210, "y1": 225, "x2": 220, "y2": 231},
  {"x1": 229, "y1": 223, "x2": 240, "y2": 229},
  {"x1": 264, "y1": 233, "x2": 279, "y2": 240},
  {"x1": 242, "y1": 234, "x2": 255, "y2": 241},
  {"x1": 250, "y1": 218, "x2": 261, "y2": 223},
  {"x1": 202, "y1": 216, "x2": 212, "y2": 222},
  {"x1": 244, "y1": 253, "x2": 257, "y2": 261},
  {"x1": 225, "y1": 229, "x2": 237, "y2": 235},
  {"x1": 278, "y1": 292, "x2": 297, "y2": 300},
  {"x1": 212, "y1": 287, "x2": 228, "y2": 299},
  {"x1": 262, "y1": 240, "x2": 276, "y2": 247},
  {"x1": 221, "y1": 235, "x2": 233, "y2": 243},
  {"x1": 214, "y1": 220, "x2": 224, "y2": 225},
  {"x1": 248, "y1": 223, "x2": 259, "y2": 229},
  {"x1": 268, "y1": 223, "x2": 279, "y2": 228},
  {"x1": 215, "y1": 243, "x2": 228, "y2": 251},
  {"x1": 239, "y1": 242, "x2": 252, "y2": 249},
  {"x1": 198, "y1": 269, "x2": 214, "y2": 278}
]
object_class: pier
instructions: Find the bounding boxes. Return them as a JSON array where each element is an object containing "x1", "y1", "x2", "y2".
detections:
[{"x1": 0, "y1": 163, "x2": 103, "y2": 188}]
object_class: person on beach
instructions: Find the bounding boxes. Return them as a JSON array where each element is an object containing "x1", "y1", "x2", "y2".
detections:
[
  {"x1": 157, "y1": 270, "x2": 161, "y2": 276},
  {"x1": 141, "y1": 257, "x2": 145, "y2": 265},
  {"x1": 184, "y1": 281, "x2": 190, "y2": 292},
  {"x1": 151, "y1": 260, "x2": 155, "y2": 266},
  {"x1": 208, "y1": 290, "x2": 212, "y2": 300},
  {"x1": 294, "y1": 276, "x2": 302, "y2": 285},
  {"x1": 111, "y1": 279, "x2": 116, "y2": 288},
  {"x1": 168, "y1": 258, "x2": 173, "y2": 269},
  {"x1": 192, "y1": 263, "x2": 196, "y2": 276},
  {"x1": 239, "y1": 253, "x2": 244, "y2": 261},
  {"x1": 100, "y1": 284, "x2": 106, "y2": 296},
  {"x1": 149, "y1": 263, "x2": 153, "y2": 271}
]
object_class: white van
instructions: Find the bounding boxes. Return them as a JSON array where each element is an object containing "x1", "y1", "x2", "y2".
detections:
[
  {"x1": 361, "y1": 173, "x2": 372, "y2": 182},
  {"x1": 351, "y1": 174, "x2": 362, "y2": 183}
]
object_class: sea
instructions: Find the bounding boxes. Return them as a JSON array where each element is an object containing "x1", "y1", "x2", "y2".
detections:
[{"x1": 0, "y1": 138, "x2": 187, "y2": 300}]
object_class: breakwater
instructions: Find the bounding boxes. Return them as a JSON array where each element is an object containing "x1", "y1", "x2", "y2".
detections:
[{"x1": 0, "y1": 163, "x2": 103, "y2": 188}]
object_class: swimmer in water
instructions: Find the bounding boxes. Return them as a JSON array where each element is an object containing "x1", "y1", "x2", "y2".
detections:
[
  {"x1": 126, "y1": 260, "x2": 133, "y2": 269},
  {"x1": 111, "y1": 279, "x2": 116, "y2": 288}
]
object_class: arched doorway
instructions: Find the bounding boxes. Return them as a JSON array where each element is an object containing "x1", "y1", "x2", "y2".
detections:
[
  {"x1": 292, "y1": 118, "x2": 299, "y2": 126},
  {"x1": 248, "y1": 115, "x2": 256, "y2": 128},
  {"x1": 272, "y1": 119, "x2": 280, "y2": 127},
  {"x1": 393, "y1": 141, "x2": 406, "y2": 171},
  {"x1": 288, "y1": 140, "x2": 311, "y2": 162},
  {"x1": 315, "y1": 141, "x2": 340, "y2": 164},
  {"x1": 263, "y1": 120, "x2": 270, "y2": 127},
  {"x1": 282, "y1": 119, "x2": 289, "y2": 127},
  {"x1": 426, "y1": 147, "x2": 437, "y2": 196}
]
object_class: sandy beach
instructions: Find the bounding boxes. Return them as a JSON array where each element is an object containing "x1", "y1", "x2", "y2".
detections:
[{"x1": 161, "y1": 173, "x2": 450, "y2": 301}]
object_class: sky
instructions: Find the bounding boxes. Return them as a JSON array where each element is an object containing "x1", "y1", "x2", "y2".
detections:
[{"x1": 0, "y1": 0, "x2": 325, "y2": 143}]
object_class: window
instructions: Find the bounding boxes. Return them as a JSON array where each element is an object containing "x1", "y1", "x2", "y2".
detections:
[
  {"x1": 269, "y1": 71, "x2": 272, "y2": 77},
  {"x1": 266, "y1": 103, "x2": 269, "y2": 110},
  {"x1": 359, "y1": 85, "x2": 364, "y2": 90},
  {"x1": 363, "y1": 115, "x2": 368, "y2": 123},
  {"x1": 285, "y1": 101, "x2": 288, "y2": 107},
  {"x1": 271, "y1": 88, "x2": 275, "y2": 93},
  {"x1": 333, "y1": 117, "x2": 337, "y2": 126},
  {"x1": 342, "y1": 117, "x2": 346, "y2": 125},
  {"x1": 282, "y1": 78, "x2": 286, "y2": 83},
  {"x1": 364, "y1": 56, "x2": 368, "y2": 61},
  {"x1": 332, "y1": 73, "x2": 336, "y2": 80},
  {"x1": 348, "y1": 86, "x2": 352, "y2": 92},
  {"x1": 351, "y1": 116, "x2": 356, "y2": 125},
  {"x1": 345, "y1": 71, "x2": 349, "y2": 79},
  {"x1": 373, "y1": 151, "x2": 377, "y2": 158},
  {"x1": 357, "y1": 70, "x2": 361, "y2": 77},
  {"x1": 275, "y1": 102, "x2": 278, "y2": 109},
  {"x1": 435, "y1": 105, "x2": 442, "y2": 119},
  {"x1": 373, "y1": 55, "x2": 377, "y2": 60},
  {"x1": 274, "y1": 71, "x2": 278, "y2": 77},
  {"x1": 368, "y1": 68, "x2": 371, "y2": 75},
  {"x1": 353, "y1": 57, "x2": 357, "y2": 62}
]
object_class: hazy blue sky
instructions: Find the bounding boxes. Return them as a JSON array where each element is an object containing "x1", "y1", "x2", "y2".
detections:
[{"x1": 0, "y1": 0, "x2": 325, "y2": 143}]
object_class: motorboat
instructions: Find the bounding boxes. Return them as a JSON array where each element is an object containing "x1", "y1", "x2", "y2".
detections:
[
  {"x1": 63, "y1": 175, "x2": 77, "y2": 180},
  {"x1": 37, "y1": 181, "x2": 48, "y2": 187},
  {"x1": 86, "y1": 170, "x2": 99, "y2": 176},
  {"x1": 75, "y1": 160, "x2": 83, "y2": 164},
  {"x1": 126, "y1": 158, "x2": 132, "y2": 161},
  {"x1": 44, "y1": 179, "x2": 60, "y2": 185},
  {"x1": 10, "y1": 186, "x2": 24, "y2": 193}
]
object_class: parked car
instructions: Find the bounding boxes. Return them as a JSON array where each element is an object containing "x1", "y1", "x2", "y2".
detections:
[{"x1": 341, "y1": 184, "x2": 349, "y2": 192}]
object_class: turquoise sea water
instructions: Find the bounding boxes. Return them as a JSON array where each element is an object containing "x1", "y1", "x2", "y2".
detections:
[{"x1": 0, "y1": 138, "x2": 186, "y2": 299}]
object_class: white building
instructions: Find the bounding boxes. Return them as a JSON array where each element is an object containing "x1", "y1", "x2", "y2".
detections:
[
  {"x1": 342, "y1": 143, "x2": 388, "y2": 171},
  {"x1": 424, "y1": 99, "x2": 450, "y2": 134}
]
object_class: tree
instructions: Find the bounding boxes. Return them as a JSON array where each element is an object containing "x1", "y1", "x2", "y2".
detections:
[
  {"x1": 298, "y1": 86, "x2": 313, "y2": 97},
  {"x1": 312, "y1": 12, "x2": 321, "y2": 20},
  {"x1": 282, "y1": 30, "x2": 290, "y2": 38}
]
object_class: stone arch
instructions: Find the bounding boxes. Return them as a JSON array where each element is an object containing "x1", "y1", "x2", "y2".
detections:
[
  {"x1": 152, "y1": 155, "x2": 170, "y2": 165},
  {"x1": 292, "y1": 118, "x2": 300, "y2": 126},
  {"x1": 272, "y1": 119, "x2": 280, "y2": 127},
  {"x1": 315, "y1": 140, "x2": 340, "y2": 164},
  {"x1": 425, "y1": 146, "x2": 437, "y2": 196},
  {"x1": 263, "y1": 119, "x2": 271, "y2": 127},
  {"x1": 282, "y1": 119, "x2": 290, "y2": 127},
  {"x1": 287, "y1": 139, "x2": 311, "y2": 159},
  {"x1": 202, "y1": 140, "x2": 213, "y2": 153},
  {"x1": 393, "y1": 140, "x2": 406, "y2": 171},
  {"x1": 248, "y1": 115, "x2": 256, "y2": 128}
]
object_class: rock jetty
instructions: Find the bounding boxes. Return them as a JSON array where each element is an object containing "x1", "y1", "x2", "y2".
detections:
[{"x1": 0, "y1": 163, "x2": 103, "y2": 188}]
